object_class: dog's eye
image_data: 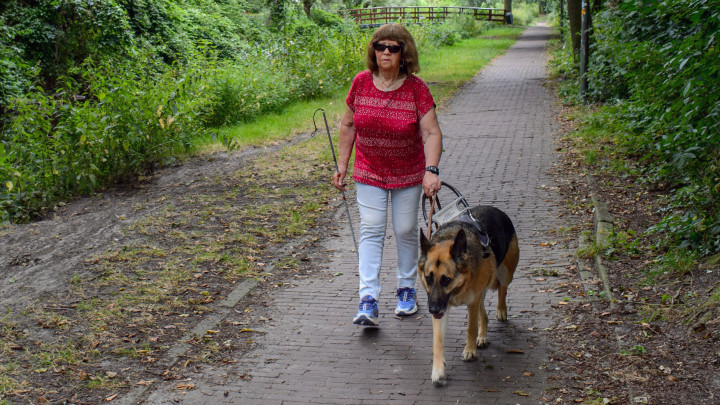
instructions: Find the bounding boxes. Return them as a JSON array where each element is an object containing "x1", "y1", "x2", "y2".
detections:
[
  {"x1": 440, "y1": 275, "x2": 452, "y2": 287},
  {"x1": 425, "y1": 272, "x2": 434, "y2": 285}
]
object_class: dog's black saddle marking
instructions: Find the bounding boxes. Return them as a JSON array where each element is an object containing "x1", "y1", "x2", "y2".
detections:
[
  {"x1": 456, "y1": 213, "x2": 490, "y2": 248},
  {"x1": 455, "y1": 206, "x2": 515, "y2": 267}
]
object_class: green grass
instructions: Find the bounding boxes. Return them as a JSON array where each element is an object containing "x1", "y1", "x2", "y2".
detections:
[
  {"x1": 212, "y1": 89, "x2": 350, "y2": 151},
  {"x1": 213, "y1": 27, "x2": 523, "y2": 149}
]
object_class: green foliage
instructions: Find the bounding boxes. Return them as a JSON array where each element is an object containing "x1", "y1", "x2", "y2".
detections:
[
  {"x1": 3, "y1": 0, "x2": 133, "y2": 84},
  {"x1": 552, "y1": 0, "x2": 720, "y2": 257},
  {"x1": 310, "y1": 8, "x2": 347, "y2": 27},
  {"x1": 0, "y1": 18, "x2": 35, "y2": 118},
  {"x1": 204, "y1": 23, "x2": 366, "y2": 126},
  {"x1": 1, "y1": 52, "x2": 212, "y2": 222},
  {"x1": 507, "y1": 1, "x2": 540, "y2": 26},
  {"x1": 0, "y1": 0, "x2": 498, "y2": 222}
]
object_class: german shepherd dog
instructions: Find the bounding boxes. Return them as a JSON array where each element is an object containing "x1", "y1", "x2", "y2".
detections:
[{"x1": 418, "y1": 205, "x2": 519, "y2": 385}]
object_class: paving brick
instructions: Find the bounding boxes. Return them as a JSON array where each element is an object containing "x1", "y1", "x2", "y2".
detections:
[{"x1": 140, "y1": 24, "x2": 572, "y2": 405}]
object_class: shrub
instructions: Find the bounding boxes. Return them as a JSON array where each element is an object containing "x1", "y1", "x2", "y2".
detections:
[
  {"x1": 554, "y1": 0, "x2": 720, "y2": 255},
  {"x1": 0, "y1": 52, "x2": 213, "y2": 222}
]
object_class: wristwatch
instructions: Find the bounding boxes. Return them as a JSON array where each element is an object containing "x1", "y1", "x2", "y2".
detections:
[{"x1": 425, "y1": 166, "x2": 439, "y2": 175}]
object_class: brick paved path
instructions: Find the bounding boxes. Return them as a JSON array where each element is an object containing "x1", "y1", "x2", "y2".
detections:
[{"x1": 141, "y1": 24, "x2": 573, "y2": 404}]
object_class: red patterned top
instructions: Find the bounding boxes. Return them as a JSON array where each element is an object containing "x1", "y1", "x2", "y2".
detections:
[{"x1": 346, "y1": 70, "x2": 436, "y2": 189}]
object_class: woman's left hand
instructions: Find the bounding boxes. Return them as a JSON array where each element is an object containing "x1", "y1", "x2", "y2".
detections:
[{"x1": 423, "y1": 171, "x2": 441, "y2": 198}]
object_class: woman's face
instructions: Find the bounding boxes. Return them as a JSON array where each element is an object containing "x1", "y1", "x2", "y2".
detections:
[{"x1": 374, "y1": 39, "x2": 402, "y2": 73}]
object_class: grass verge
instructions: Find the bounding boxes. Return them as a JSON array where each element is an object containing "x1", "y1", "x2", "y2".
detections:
[{"x1": 212, "y1": 26, "x2": 523, "y2": 150}]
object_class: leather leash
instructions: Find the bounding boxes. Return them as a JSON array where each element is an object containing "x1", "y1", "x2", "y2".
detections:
[{"x1": 426, "y1": 194, "x2": 436, "y2": 239}]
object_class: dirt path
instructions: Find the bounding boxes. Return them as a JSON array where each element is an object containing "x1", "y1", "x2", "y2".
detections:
[{"x1": 1, "y1": 145, "x2": 269, "y2": 311}]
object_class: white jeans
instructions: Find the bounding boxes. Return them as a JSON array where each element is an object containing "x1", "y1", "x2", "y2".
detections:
[{"x1": 356, "y1": 182, "x2": 422, "y2": 301}]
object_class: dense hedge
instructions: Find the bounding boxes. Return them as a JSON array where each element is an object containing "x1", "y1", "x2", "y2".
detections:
[
  {"x1": 556, "y1": 0, "x2": 719, "y2": 256},
  {"x1": 0, "y1": 0, "x2": 492, "y2": 223}
]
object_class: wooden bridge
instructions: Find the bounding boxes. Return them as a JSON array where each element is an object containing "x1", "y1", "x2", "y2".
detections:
[{"x1": 344, "y1": 6, "x2": 510, "y2": 27}]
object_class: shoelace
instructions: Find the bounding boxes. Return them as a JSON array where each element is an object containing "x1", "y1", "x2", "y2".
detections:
[
  {"x1": 360, "y1": 299, "x2": 375, "y2": 310},
  {"x1": 398, "y1": 289, "x2": 414, "y2": 302}
]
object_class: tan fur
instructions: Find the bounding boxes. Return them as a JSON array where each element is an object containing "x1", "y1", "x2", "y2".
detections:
[{"x1": 419, "y1": 209, "x2": 519, "y2": 385}]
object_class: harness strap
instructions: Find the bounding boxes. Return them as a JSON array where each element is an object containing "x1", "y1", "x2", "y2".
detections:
[{"x1": 455, "y1": 213, "x2": 490, "y2": 247}]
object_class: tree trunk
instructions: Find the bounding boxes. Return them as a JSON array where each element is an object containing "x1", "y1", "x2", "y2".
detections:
[
  {"x1": 303, "y1": 0, "x2": 314, "y2": 17},
  {"x1": 504, "y1": 0, "x2": 512, "y2": 12},
  {"x1": 566, "y1": 0, "x2": 582, "y2": 56}
]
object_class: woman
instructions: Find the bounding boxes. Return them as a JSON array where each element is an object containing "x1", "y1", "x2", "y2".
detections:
[{"x1": 332, "y1": 23, "x2": 443, "y2": 326}]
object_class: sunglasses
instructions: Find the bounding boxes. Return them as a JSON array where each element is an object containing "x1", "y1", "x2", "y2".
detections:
[{"x1": 373, "y1": 42, "x2": 403, "y2": 53}]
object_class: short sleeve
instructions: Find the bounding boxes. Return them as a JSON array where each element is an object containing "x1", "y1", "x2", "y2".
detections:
[
  {"x1": 346, "y1": 71, "x2": 368, "y2": 112},
  {"x1": 412, "y1": 77, "x2": 436, "y2": 121}
]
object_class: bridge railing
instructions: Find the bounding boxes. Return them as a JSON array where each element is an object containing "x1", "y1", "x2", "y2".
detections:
[{"x1": 344, "y1": 6, "x2": 509, "y2": 27}]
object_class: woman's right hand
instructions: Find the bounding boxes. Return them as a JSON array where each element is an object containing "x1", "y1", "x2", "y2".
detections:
[{"x1": 332, "y1": 168, "x2": 347, "y2": 192}]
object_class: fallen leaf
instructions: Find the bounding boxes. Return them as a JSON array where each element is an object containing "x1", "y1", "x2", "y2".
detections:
[
  {"x1": 177, "y1": 382, "x2": 195, "y2": 390},
  {"x1": 105, "y1": 394, "x2": 118, "y2": 401},
  {"x1": 507, "y1": 349, "x2": 524, "y2": 354},
  {"x1": 514, "y1": 390, "x2": 529, "y2": 396}
]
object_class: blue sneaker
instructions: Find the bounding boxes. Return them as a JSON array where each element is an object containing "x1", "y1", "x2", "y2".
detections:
[
  {"x1": 395, "y1": 287, "x2": 418, "y2": 316},
  {"x1": 353, "y1": 296, "x2": 379, "y2": 326}
]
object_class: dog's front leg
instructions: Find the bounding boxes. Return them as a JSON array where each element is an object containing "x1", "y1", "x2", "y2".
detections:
[
  {"x1": 477, "y1": 289, "x2": 489, "y2": 348},
  {"x1": 462, "y1": 301, "x2": 480, "y2": 361},
  {"x1": 431, "y1": 311, "x2": 449, "y2": 385}
]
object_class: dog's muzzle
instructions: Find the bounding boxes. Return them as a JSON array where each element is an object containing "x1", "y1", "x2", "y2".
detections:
[{"x1": 428, "y1": 291, "x2": 452, "y2": 319}]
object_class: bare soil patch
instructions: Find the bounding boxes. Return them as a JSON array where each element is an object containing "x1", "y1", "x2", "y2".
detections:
[{"x1": 0, "y1": 133, "x2": 342, "y2": 404}]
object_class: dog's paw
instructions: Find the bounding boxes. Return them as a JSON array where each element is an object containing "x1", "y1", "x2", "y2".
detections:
[
  {"x1": 461, "y1": 346, "x2": 478, "y2": 361},
  {"x1": 476, "y1": 336, "x2": 489, "y2": 348},
  {"x1": 496, "y1": 309, "x2": 508, "y2": 322},
  {"x1": 431, "y1": 369, "x2": 447, "y2": 386}
]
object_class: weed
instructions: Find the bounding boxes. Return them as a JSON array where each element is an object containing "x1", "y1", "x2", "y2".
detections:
[
  {"x1": 0, "y1": 372, "x2": 20, "y2": 397},
  {"x1": 620, "y1": 344, "x2": 646, "y2": 356},
  {"x1": 602, "y1": 229, "x2": 644, "y2": 260},
  {"x1": 532, "y1": 268, "x2": 560, "y2": 277},
  {"x1": 645, "y1": 249, "x2": 699, "y2": 281}
]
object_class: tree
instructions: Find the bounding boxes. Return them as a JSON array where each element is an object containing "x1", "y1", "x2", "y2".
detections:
[
  {"x1": 566, "y1": 0, "x2": 581, "y2": 55},
  {"x1": 267, "y1": 0, "x2": 287, "y2": 26},
  {"x1": 303, "y1": 0, "x2": 314, "y2": 17}
]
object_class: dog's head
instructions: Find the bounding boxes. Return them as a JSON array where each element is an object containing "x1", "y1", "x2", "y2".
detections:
[
  {"x1": 418, "y1": 228, "x2": 469, "y2": 319},
  {"x1": 418, "y1": 228, "x2": 490, "y2": 319}
]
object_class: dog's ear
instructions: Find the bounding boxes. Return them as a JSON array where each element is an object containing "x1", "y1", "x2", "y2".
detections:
[
  {"x1": 451, "y1": 229, "x2": 468, "y2": 265},
  {"x1": 420, "y1": 227, "x2": 431, "y2": 255}
]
